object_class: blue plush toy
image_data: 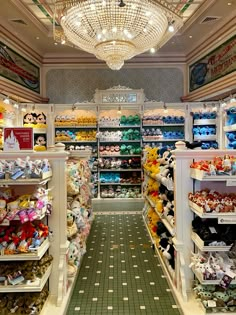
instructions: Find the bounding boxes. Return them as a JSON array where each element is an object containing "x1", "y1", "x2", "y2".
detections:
[{"x1": 226, "y1": 107, "x2": 236, "y2": 126}]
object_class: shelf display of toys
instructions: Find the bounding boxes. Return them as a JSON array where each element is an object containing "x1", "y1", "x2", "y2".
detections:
[
  {"x1": 97, "y1": 157, "x2": 141, "y2": 169},
  {"x1": 0, "y1": 253, "x2": 53, "y2": 286},
  {"x1": 190, "y1": 155, "x2": 236, "y2": 177},
  {"x1": 0, "y1": 157, "x2": 51, "y2": 180},
  {"x1": 142, "y1": 147, "x2": 176, "y2": 278},
  {"x1": 99, "y1": 144, "x2": 142, "y2": 156},
  {"x1": 23, "y1": 112, "x2": 47, "y2": 129},
  {"x1": 0, "y1": 186, "x2": 52, "y2": 224},
  {"x1": 0, "y1": 285, "x2": 49, "y2": 314},
  {"x1": 98, "y1": 129, "x2": 141, "y2": 141},
  {"x1": 100, "y1": 185, "x2": 141, "y2": 198},
  {"x1": 55, "y1": 129, "x2": 96, "y2": 142},
  {"x1": 193, "y1": 281, "x2": 236, "y2": 312},
  {"x1": 189, "y1": 190, "x2": 236, "y2": 215},
  {"x1": 223, "y1": 104, "x2": 236, "y2": 149},
  {"x1": 190, "y1": 105, "x2": 219, "y2": 149},
  {"x1": 99, "y1": 114, "x2": 140, "y2": 126},
  {"x1": 66, "y1": 157, "x2": 93, "y2": 278},
  {"x1": 142, "y1": 106, "x2": 185, "y2": 147},
  {"x1": 55, "y1": 111, "x2": 97, "y2": 127},
  {"x1": 100, "y1": 171, "x2": 141, "y2": 184},
  {"x1": 0, "y1": 221, "x2": 49, "y2": 255}
]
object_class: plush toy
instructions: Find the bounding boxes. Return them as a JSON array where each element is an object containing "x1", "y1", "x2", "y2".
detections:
[
  {"x1": 226, "y1": 107, "x2": 236, "y2": 126},
  {"x1": 34, "y1": 134, "x2": 47, "y2": 151},
  {"x1": 23, "y1": 113, "x2": 36, "y2": 126}
]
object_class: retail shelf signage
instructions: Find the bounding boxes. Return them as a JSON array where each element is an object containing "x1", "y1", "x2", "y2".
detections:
[
  {"x1": 0, "y1": 41, "x2": 40, "y2": 93},
  {"x1": 3, "y1": 127, "x2": 33, "y2": 151},
  {"x1": 189, "y1": 34, "x2": 236, "y2": 92}
]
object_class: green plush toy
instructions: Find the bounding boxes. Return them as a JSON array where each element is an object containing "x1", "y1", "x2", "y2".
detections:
[
  {"x1": 120, "y1": 115, "x2": 127, "y2": 125},
  {"x1": 127, "y1": 115, "x2": 134, "y2": 125},
  {"x1": 134, "y1": 114, "x2": 140, "y2": 125}
]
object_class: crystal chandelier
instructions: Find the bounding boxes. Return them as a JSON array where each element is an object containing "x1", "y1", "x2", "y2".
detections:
[{"x1": 54, "y1": 0, "x2": 183, "y2": 70}]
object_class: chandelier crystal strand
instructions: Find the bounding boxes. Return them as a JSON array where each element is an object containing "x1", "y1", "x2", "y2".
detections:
[{"x1": 54, "y1": 0, "x2": 183, "y2": 70}]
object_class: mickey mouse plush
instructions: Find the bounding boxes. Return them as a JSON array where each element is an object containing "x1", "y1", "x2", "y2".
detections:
[{"x1": 23, "y1": 113, "x2": 36, "y2": 126}]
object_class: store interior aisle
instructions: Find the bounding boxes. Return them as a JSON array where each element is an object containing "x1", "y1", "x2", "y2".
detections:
[{"x1": 67, "y1": 213, "x2": 181, "y2": 315}]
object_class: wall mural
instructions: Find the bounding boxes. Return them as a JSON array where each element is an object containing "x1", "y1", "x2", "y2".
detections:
[
  {"x1": 0, "y1": 41, "x2": 40, "y2": 93},
  {"x1": 46, "y1": 68, "x2": 183, "y2": 103},
  {"x1": 189, "y1": 35, "x2": 236, "y2": 92}
]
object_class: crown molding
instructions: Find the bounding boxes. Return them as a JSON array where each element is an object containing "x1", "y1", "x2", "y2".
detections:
[{"x1": 181, "y1": 71, "x2": 236, "y2": 102}]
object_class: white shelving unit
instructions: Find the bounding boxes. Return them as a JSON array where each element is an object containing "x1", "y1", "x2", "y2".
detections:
[
  {"x1": 171, "y1": 149, "x2": 236, "y2": 315},
  {"x1": 0, "y1": 151, "x2": 69, "y2": 313}
]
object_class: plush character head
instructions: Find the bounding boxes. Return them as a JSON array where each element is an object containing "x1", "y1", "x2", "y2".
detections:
[
  {"x1": 23, "y1": 113, "x2": 36, "y2": 124},
  {"x1": 34, "y1": 135, "x2": 46, "y2": 151},
  {"x1": 36, "y1": 112, "x2": 46, "y2": 124}
]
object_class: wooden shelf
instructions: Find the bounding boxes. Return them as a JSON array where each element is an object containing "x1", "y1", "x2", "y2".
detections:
[
  {"x1": 192, "y1": 267, "x2": 236, "y2": 285},
  {"x1": 98, "y1": 125, "x2": 140, "y2": 128},
  {"x1": 189, "y1": 201, "x2": 236, "y2": 221},
  {"x1": 223, "y1": 124, "x2": 236, "y2": 132},
  {"x1": 99, "y1": 140, "x2": 140, "y2": 143},
  {"x1": 142, "y1": 123, "x2": 184, "y2": 127},
  {"x1": 55, "y1": 125, "x2": 97, "y2": 129},
  {"x1": 193, "y1": 119, "x2": 216, "y2": 125},
  {"x1": 142, "y1": 138, "x2": 184, "y2": 142},
  {"x1": 190, "y1": 169, "x2": 236, "y2": 185},
  {"x1": 100, "y1": 182, "x2": 141, "y2": 185},
  {"x1": 193, "y1": 135, "x2": 216, "y2": 141},
  {"x1": 191, "y1": 232, "x2": 233, "y2": 252},
  {"x1": 99, "y1": 168, "x2": 141, "y2": 172},
  {"x1": 0, "y1": 239, "x2": 50, "y2": 261},
  {"x1": 55, "y1": 140, "x2": 96, "y2": 143},
  {"x1": 0, "y1": 171, "x2": 52, "y2": 185},
  {"x1": 0, "y1": 264, "x2": 52, "y2": 292}
]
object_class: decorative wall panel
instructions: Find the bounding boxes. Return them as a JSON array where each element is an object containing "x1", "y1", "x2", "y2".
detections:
[{"x1": 46, "y1": 68, "x2": 183, "y2": 103}]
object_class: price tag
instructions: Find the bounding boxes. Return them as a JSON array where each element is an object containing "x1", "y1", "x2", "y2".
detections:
[
  {"x1": 209, "y1": 226, "x2": 217, "y2": 234},
  {"x1": 218, "y1": 217, "x2": 236, "y2": 224},
  {"x1": 207, "y1": 300, "x2": 216, "y2": 308},
  {"x1": 226, "y1": 180, "x2": 236, "y2": 186}
]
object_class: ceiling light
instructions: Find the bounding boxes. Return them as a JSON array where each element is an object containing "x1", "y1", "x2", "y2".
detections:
[
  {"x1": 168, "y1": 22, "x2": 175, "y2": 32},
  {"x1": 36, "y1": 36, "x2": 40, "y2": 40},
  {"x1": 163, "y1": 103, "x2": 168, "y2": 114},
  {"x1": 53, "y1": 0, "x2": 183, "y2": 70},
  {"x1": 228, "y1": 2, "x2": 232, "y2": 5},
  {"x1": 21, "y1": 106, "x2": 27, "y2": 112},
  {"x1": 150, "y1": 47, "x2": 156, "y2": 54},
  {"x1": 117, "y1": 106, "x2": 122, "y2": 114},
  {"x1": 189, "y1": 35, "x2": 192, "y2": 38},
  {"x1": 13, "y1": 102, "x2": 19, "y2": 109},
  {"x1": 3, "y1": 97, "x2": 10, "y2": 104}
]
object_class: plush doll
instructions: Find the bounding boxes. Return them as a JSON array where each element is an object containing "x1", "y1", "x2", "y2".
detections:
[
  {"x1": 23, "y1": 113, "x2": 37, "y2": 126},
  {"x1": 36, "y1": 112, "x2": 46, "y2": 126},
  {"x1": 226, "y1": 107, "x2": 236, "y2": 126},
  {"x1": 34, "y1": 134, "x2": 47, "y2": 151}
]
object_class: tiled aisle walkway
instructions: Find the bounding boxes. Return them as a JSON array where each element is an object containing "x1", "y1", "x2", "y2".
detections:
[{"x1": 67, "y1": 213, "x2": 181, "y2": 315}]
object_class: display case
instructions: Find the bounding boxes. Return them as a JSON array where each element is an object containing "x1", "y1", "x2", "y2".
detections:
[
  {"x1": 93, "y1": 86, "x2": 145, "y2": 211},
  {"x1": 142, "y1": 101, "x2": 186, "y2": 149}
]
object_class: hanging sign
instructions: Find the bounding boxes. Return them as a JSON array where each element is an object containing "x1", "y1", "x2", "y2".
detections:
[
  {"x1": 0, "y1": 41, "x2": 40, "y2": 93},
  {"x1": 189, "y1": 35, "x2": 236, "y2": 92},
  {"x1": 3, "y1": 127, "x2": 33, "y2": 151}
]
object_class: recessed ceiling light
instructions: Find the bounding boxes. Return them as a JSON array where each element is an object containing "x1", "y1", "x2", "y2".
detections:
[
  {"x1": 189, "y1": 35, "x2": 193, "y2": 38},
  {"x1": 227, "y1": 2, "x2": 232, "y2": 5},
  {"x1": 36, "y1": 36, "x2": 40, "y2": 40},
  {"x1": 54, "y1": 42, "x2": 58, "y2": 45},
  {"x1": 150, "y1": 47, "x2": 156, "y2": 53}
]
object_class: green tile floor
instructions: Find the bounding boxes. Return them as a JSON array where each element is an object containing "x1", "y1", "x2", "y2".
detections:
[{"x1": 67, "y1": 213, "x2": 181, "y2": 315}]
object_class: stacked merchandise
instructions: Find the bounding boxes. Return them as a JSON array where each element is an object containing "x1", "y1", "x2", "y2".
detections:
[
  {"x1": 223, "y1": 104, "x2": 236, "y2": 149},
  {"x1": 191, "y1": 108, "x2": 218, "y2": 149},
  {"x1": 142, "y1": 147, "x2": 175, "y2": 278},
  {"x1": 188, "y1": 155, "x2": 236, "y2": 313},
  {"x1": 66, "y1": 158, "x2": 93, "y2": 278},
  {"x1": 0, "y1": 157, "x2": 53, "y2": 314},
  {"x1": 142, "y1": 108, "x2": 185, "y2": 150}
]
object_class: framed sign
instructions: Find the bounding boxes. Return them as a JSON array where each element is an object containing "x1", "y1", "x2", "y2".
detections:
[
  {"x1": 3, "y1": 128, "x2": 33, "y2": 151},
  {"x1": 0, "y1": 41, "x2": 40, "y2": 93},
  {"x1": 189, "y1": 35, "x2": 236, "y2": 92}
]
